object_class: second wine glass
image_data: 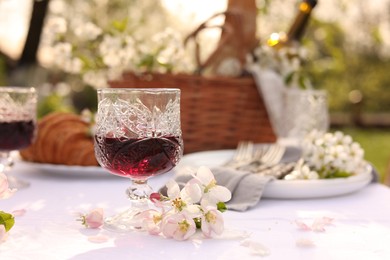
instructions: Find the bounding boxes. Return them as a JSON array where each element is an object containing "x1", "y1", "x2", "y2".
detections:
[
  {"x1": 0, "y1": 87, "x2": 37, "y2": 189},
  {"x1": 94, "y1": 88, "x2": 183, "y2": 232}
]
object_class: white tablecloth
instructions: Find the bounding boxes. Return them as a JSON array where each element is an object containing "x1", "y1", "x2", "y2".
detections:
[{"x1": 1, "y1": 162, "x2": 390, "y2": 260}]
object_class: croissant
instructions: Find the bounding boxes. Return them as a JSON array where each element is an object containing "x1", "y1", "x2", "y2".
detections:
[{"x1": 20, "y1": 112, "x2": 98, "y2": 166}]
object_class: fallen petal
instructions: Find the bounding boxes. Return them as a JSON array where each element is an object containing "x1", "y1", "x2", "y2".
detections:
[
  {"x1": 12, "y1": 209, "x2": 26, "y2": 217},
  {"x1": 296, "y1": 238, "x2": 316, "y2": 248},
  {"x1": 320, "y1": 216, "x2": 334, "y2": 225},
  {"x1": 311, "y1": 217, "x2": 334, "y2": 232},
  {"x1": 295, "y1": 220, "x2": 311, "y2": 231},
  {"x1": 240, "y1": 239, "x2": 270, "y2": 256},
  {"x1": 88, "y1": 235, "x2": 110, "y2": 243}
]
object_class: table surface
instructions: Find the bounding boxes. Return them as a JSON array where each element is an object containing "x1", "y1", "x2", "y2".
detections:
[{"x1": 1, "y1": 161, "x2": 390, "y2": 260}]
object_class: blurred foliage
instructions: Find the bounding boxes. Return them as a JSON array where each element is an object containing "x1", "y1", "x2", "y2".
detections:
[
  {"x1": 37, "y1": 93, "x2": 74, "y2": 118},
  {"x1": 36, "y1": 82, "x2": 97, "y2": 118},
  {"x1": 257, "y1": 0, "x2": 390, "y2": 114},
  {"x1": 304, "y1": 18, "x2": 390, "y2": 113},
  {"x1": 70, "y1": 85, "x2": 98, "y2": 114}
]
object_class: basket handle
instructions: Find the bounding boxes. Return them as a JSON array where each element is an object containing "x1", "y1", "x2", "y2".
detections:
[
  {"x1": 184, "y1": 12, "x2": 228, "y2": 74},
  {"x1": 184, "y1": 0, "x2": 258, "y2": 76}
]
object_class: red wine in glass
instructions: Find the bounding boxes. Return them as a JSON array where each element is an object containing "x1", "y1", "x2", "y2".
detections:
[
  {"x1": 0, "y1": 86, "x2": 37, "y2": 190},
  {"x1": 95, "y1": 135, "x2": 182, "y2": 180},
  {"x1": 0, "y1": 120, "x2": 35, "y2": 151},
  {"x1": 95, "y1": 88, "x2": 182, "y2": 232}
]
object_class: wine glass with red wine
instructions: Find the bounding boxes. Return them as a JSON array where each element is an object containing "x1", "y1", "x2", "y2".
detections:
[
  {"x1": 0, "y1": 87, "x2": 37, "y2": 189},
  {"x1": 94, "y1": 88, "x2": 183, "y2": 231}
]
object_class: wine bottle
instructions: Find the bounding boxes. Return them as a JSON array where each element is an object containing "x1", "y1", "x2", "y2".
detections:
[{"x1": 267, "y1": 0, "x2": 317, "y2": 48}]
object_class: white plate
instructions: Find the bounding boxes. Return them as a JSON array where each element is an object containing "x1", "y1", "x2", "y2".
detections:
[
  {"x1": 20, "y1": 161, "x2": 112, "y2": 178},
  {"x1": 177, "y1": 149, "x2": 373, "y2": 199}
]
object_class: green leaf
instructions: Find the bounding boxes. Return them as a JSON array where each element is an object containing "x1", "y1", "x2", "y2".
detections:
[
  {"x1": 298, "y1": 74, "x2": 308, "y2": 89},
  {"x1": 284, "y1": 71, "x2": 294, "y2": 86},
  {"x1": 217, "y1": 202, "x2": 228, "y2": 213},
  {"x1": 0, "y1": 211, "x2": 15, "y2": 232},
  {"x1": 111, "y1": 18, "x2": 128, "y2": 32},
  {"x1": 194, "y1": 217, "x2": 202, "y2": 229},
  {"x1": 332, "y1": 171, "x2": 352, "y2": 178},
  {"x1": 325, "y1": 170, "x2": 353, "y2": 179}
]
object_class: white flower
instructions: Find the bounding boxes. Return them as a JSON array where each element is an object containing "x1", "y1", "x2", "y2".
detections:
[
  {"x1": 74, "y1": 21, "x2": 102, "y2": 41},
  {"x1": 349, "y1": 142, "x2": 364, "y2": 160},
  {"x1": 50, "y1": 42, "x2": 84, "y2": 74},
  {"x1": 65, "y1": 58, "x2": 83, "y2": 74},
  {"x1": 284, "y1": 164, "x2": 319, "y2": 180},
  {"x1": 49, "y1": 0, "x2": 67, "y2": 15},
  {"x1": 339, "y1": 132, "x2": 353, "y2": 146},
  {"x1": 201, "y1": 207, "x2": 224, "y2": 237},
  {"x1": 99, "y1": 35, "x2": 123, "y2": 67},
  {"x1": 46, "y1": 16, "x2": 67, "y2": 34},
  {"x1": 165, "y1": 179, "x2": 202, "y2": 216},
  {"x1": 161, "y1": 212, "x2": 197, "y2": 241},
  {"x1": 299, "y1": 130, "x2": 366, "y2": 179},
  {"x1": 138, "y1": 209, "x2": 163, "y2": 235},
  {"x1": 192, "y1": 166, "x2": 231, "y2": 208},
  {"x1": 125, "y1": 167, "x2": 230, "y2": 240},
  {"x1": 107, "y1": 67, "x2": 126, "y2": 81},
  {"x1": 250, "y1": 43, "x2": 310, "y2": 88},
  {"x1": 52, "y1": 42, "x2": 72, "y2": 60},
  {"x1": 42, "y1": 1, "x2": 194, "y2": 89},
  {"x1": 82, "y1": 71, "x2": 109, "y2": 89}
]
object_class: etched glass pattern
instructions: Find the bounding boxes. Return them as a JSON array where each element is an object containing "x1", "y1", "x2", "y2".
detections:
[
  {"x1": 94, "y1": 89, "x2": 182, "y2": 171},
  {"x1": 95, "y1": 95, "x2": 181, "y2": 139},
  {"x1": 0, "y1": 87, "x2": 37, "y2": 122}
]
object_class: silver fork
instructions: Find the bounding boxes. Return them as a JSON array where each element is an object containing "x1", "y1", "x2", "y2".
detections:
[
  {"x1": 255, "y1": 144, "x2": 286, "y2": 172},
  {"x1": 224, "y1": 141, "x2": 254, "y2": 169},
  {"x1": 239, "y1": 144, "x2": 286, "y2": 172},
  {"x1": 261, "y1": 144, "x2": 286, "y2": 166}
]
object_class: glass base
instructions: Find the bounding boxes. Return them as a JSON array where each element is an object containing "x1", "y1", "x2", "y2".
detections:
[
  {"x1": 6, "y1": 174, "x2": 30, "y2": 190},
  {"x1": 1, "y1": 151, "x2": 30, "y2": 190},
  {"x1": 104, "y1": 180, "x2": 153, "y2": 232},
  {"x1": 104, "y1": 208, "x2": 145, "y2": 232}
]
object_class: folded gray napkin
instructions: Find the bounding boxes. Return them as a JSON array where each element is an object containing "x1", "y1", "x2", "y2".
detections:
[
  {"x1": 212, "y1": 167, "x2": 275, "y2": 211},
  {"x1": 162, "y1": 167, "x2": 275, "y2": 212}
]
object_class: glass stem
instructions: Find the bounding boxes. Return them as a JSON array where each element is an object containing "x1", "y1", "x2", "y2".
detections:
[
  {"x1": 0, "y1": 151, "x2": 13, "y2": 173},
  {"x1": 0, "y1": 151, "x2": 30, "y2": 189},
  {"x1": 126, "y1": 180, "x2": 153, "y2": 210}
]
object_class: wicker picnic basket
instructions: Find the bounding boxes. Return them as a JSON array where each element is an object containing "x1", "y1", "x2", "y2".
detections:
[
  {"x1": 109, "y1": 72, "x2": 276, "y2": 154},
  {"x1": 109, "y1": 0, "x2": 277, "y2": 153}
]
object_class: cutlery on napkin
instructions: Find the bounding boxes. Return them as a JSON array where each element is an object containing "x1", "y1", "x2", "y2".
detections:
[
  {"x1": 160, "y1": 144, "x2": 379, "y2": 212},
  {"x1": 159, "y1": 146, "x2": 302, "y2": 212}
]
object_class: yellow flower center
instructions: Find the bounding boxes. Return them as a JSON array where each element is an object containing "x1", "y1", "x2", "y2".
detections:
[
  {"x1": 205, "y1": 211, "x2": 217, "y2": 224},
  {"x1": 172, "y1": 198, "x2": 186, "y2": 211},
  {"x1": 204, "y1": 179, "x2": 217, "y2": 193},
  {"x1": 178, "y1": 220, "x2": 190, "y2": 233},
  {"x1": 153, "y1": 214, "x2": 162, "y2": 224}
]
